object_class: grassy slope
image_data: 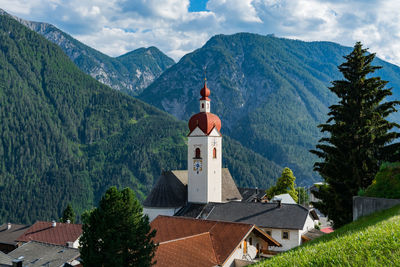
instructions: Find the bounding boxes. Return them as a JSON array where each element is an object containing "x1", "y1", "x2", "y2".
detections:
[{"x1": 255, "y1": 205, "x2": 400, "y2": 266}]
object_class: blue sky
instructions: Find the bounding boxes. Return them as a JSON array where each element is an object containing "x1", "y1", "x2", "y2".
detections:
[
  {"x1": 1, "y1": 0, "x2": 400, "y2": 66},
  {"x1": 189, "y1": 0, "x2": 208, "y2": 12}
]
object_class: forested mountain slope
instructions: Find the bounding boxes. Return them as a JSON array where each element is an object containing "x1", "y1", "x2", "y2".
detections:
[
  {"x1": 0, "y1": 15, "x2": 281, "y2": 223},
  {"x1": 139, "y1": 33, "x2": 400, "y2": 185},
  {"x1": 0, "y1": 9, "x2": 175, "y2": 96}
]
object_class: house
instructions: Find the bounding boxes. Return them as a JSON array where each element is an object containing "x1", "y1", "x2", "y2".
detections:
[
  {"x1": 143, "y1": 81, "x2": 319, "y2": 252},
  {"x1": 177, "y1": 201, "x2": 319, "y2": 251},
  {"x1": 7, "y1": 241, "x2": 80, "y2": 267},
  {"x1": 16, "y1": 221, "x2": 82, "y2": 248},
  {"x1": 150, "y1": 216, "x2": 281, "y2": 267},
  {"x1": 0, "y1": 223, "x2": 30, "y2": 253}
]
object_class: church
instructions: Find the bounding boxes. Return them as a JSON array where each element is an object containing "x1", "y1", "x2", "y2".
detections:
[
  {"x1": 143, "y1": 81, "x2": 319, "y2": 251},
  {"x1": 143, "y1": 80, "x2": 249, "y2": 220}
]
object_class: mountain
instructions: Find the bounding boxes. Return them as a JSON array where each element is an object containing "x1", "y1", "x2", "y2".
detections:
[
  {"x1": 0, "y1": 13, "x2": 281, "y2": 223},
  {"x1": 5, "y1": 9, "x2": 174, "y2": 95},
  {"x1": 139, "y1": 33, "x2": 400, "y2": 185}
]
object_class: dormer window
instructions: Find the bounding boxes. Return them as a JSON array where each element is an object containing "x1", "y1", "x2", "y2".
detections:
[{"x1": 195, "y1": 148, "x2": 201, "y2": 159}]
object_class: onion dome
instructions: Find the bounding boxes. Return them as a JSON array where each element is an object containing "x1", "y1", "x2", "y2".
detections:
[
  {"x1": 188, "y1": 112, "x2": 221, "y2": 135},
  {"x1": 188, "y1": 81, "x2": 222, "y2": 135},
  {"x1": 200, "y1": 82, "x2": 210, "y2": 101}
]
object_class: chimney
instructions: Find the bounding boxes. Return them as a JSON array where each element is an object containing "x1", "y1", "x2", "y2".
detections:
[
  {"x1": 277, "y1": 199, "x2": 282, "y2": 208},
  {"x1": 67, "y1": 219, "x2": 71, "y2": 224},
  {"x1": 52, "y1": 220, "x2": 56, "y2": 227},
  {"x1": 7, "y1": 222, "x2": 11, "y2": 230},
  {"x1": 12, "y1": 258, "x2": 23, "y2": 267}
]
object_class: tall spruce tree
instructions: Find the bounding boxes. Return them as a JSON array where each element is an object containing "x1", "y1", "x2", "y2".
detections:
[
  {"x1": 311, "y1": 42, "x2": 400, "y2": 228},
  {"x1": 60, "y1": 203, "x2": 76, "y2": 223},
  {"x1": 79, "y1": 187, "x2": 157, "y2": 267}
]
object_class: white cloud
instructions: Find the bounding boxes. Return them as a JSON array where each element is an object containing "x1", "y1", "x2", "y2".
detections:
[{"x1": 1, "y1": 0, "x2": 400, "y2": 66}]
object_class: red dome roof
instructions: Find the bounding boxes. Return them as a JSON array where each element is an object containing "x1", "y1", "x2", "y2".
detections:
[
  {"x1": 200, "y1": 82, "x2": 210, "y2": 100},
  {"x1": 189, "y1": 112, "x2": 221, "y2": 135}
]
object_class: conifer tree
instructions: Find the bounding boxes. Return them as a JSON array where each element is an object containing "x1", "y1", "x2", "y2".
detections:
[
  {"x1": 311, "y1": 42, "x2": 400, "y2": 228},
  {"x1": 266, "y1": 167, "x2": 298, "y2": 202},
  {"x1": 60, "y1": 203, "x2": 76, "y2": 223},
  {"x1": 79, "y1": 187, "x2": 157, "y2": 267}
]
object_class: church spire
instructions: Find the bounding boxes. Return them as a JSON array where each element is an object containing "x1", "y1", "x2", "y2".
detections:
[{"x1": 199, "y1": 80, "x2": 210, "y2": 112}]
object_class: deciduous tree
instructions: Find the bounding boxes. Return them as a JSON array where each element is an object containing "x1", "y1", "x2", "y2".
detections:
[{"x1": 266, "y1": 167, "x2": 298, "y2": 202}]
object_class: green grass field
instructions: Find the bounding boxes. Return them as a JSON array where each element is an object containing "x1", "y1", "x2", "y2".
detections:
[{"x1": 255, "y1": 205, "x2": 400, "y2": 266}]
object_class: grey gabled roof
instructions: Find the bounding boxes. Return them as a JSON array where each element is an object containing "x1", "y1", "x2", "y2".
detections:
[
  {"x1": 238, "y1": 187, "x2": 266, "y2": 202},
  {"x1": 221, "y1": 169, "x2": 242, "y2": 201},
  {"x1": 7, "y1": 241, "x2": 79, "y2": 267},
  {"x1": 143, "y1": 170, "x2": 188, "y2": 208},
  {"x1": 0, "y1": 223, "x2": 30, "y2": 245},
  {"x1": 143, "y1": 168, "x2": 242, "y2": 208},
  {"x1": 203, "y1": 201, "x2": 311, "y2": 230},
  {"x1": 271, "y1": 193, "x2": 297, "y2": 204},
  {"x1": 0, "y1": 251, "x2": 12, "y2": 266}
]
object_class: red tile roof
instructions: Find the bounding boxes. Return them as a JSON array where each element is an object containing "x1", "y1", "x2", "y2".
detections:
[
  {"x1": 321, "y1": 227, "x2": 334, "y2": 233},
  {"x1": 16, "y1": 221, "x2": 82, "y2": 246},
  {"x1": 151, "y1": 216, "x2": 280, "y2": 266},
  {"x1": 155, "y1": 233, "x2": 218, "y2": 267}
]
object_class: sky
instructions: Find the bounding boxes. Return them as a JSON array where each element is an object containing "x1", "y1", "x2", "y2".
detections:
[{"x1": 1, "y1": 0, "x2": 400, "y2": 65}]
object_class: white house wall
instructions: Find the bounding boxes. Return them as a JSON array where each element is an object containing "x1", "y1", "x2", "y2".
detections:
[
  {"x1": 223, "y1": 232, "x2": 265, "y2": 267},
  {"x1": 301, "y1": 214, "x2": 317, "y2": 235},
  {"x1": 264, "y1": 228, "x2": 300, "y2": 252},
  {"x1": 143, "y1": 207, "x2": 181, "y2": 222}
]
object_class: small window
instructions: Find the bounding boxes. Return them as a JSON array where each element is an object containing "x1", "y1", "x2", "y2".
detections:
[
  {"x1": 213, "y1": 147, "x2": 217, "y2": 158},
  {"x1": 195, "y1": 148, "x2": 201, "y2": 159},
  {"x1": 266, "y1": 230, "x2": 272, "y2": 236},
  {"x1": 282, "y1": 231, "x2": 289, "y2": 240},
  {"x1": 202, "y1": 103, "x2": 204, "y2": 109},
  {"x1": 249, "y1": 237, "x2": 252, "y2": 246}
]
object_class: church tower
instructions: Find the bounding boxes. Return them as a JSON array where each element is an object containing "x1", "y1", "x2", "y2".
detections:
[{"x1": 187, "y1": 81, "x2": 222, "y2": 203}]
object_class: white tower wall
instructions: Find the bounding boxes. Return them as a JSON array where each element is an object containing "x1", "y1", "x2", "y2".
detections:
[{"x1": 188, "y1": 128, "x2": 222, "y2": 203}]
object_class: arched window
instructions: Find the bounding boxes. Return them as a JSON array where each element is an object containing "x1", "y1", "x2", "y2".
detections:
[
  {"x1": 213, "y1": 147, "x2": 217, "y2": 158},
  {"x1": 201, "y1": 103, "x2": 204, "y2": 109},
  {"x1": 195, "y1": 148, "x2": 201, "y2": 158},
  {"x1": 249, "y1": 237, "x2": 253, "y2": 246}
]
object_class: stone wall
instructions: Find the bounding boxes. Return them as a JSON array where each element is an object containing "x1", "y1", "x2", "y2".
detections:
[{"x1": 353, "y1": 196, "x2": 400, "y2": 221}]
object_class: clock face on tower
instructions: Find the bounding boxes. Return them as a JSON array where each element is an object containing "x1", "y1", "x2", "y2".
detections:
[{"x1": 193, "y1": 159, "x2": 202, "y2": 174}]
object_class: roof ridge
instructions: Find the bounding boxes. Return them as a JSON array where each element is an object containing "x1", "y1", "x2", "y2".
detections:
[
  {"x1": 26, "y1": 240, "x2": 78, "y2": 249},
  {"x1": 157, "y1": 214, "x2": 253, "y2": 226},
  {"x1": 159, "y1": 231, "x2": 211, "y2": 245},
  {"x1": 220, "y1": 225, "x2": 254, "y2": 266},
  {"x1": 206, "y1": 230, "x2": 220, "y2": 264}
]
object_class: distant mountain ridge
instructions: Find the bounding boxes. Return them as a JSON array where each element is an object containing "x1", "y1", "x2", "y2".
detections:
[
  {"x1": 0, "y1": 12, "x2": 281, "y2": 223},
  {"x1": 139, "y1": 33, "x2": 400, "y2": 185},
  {"x1": 1, "y1": 9, "x2": 175, "y2": 95}
]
